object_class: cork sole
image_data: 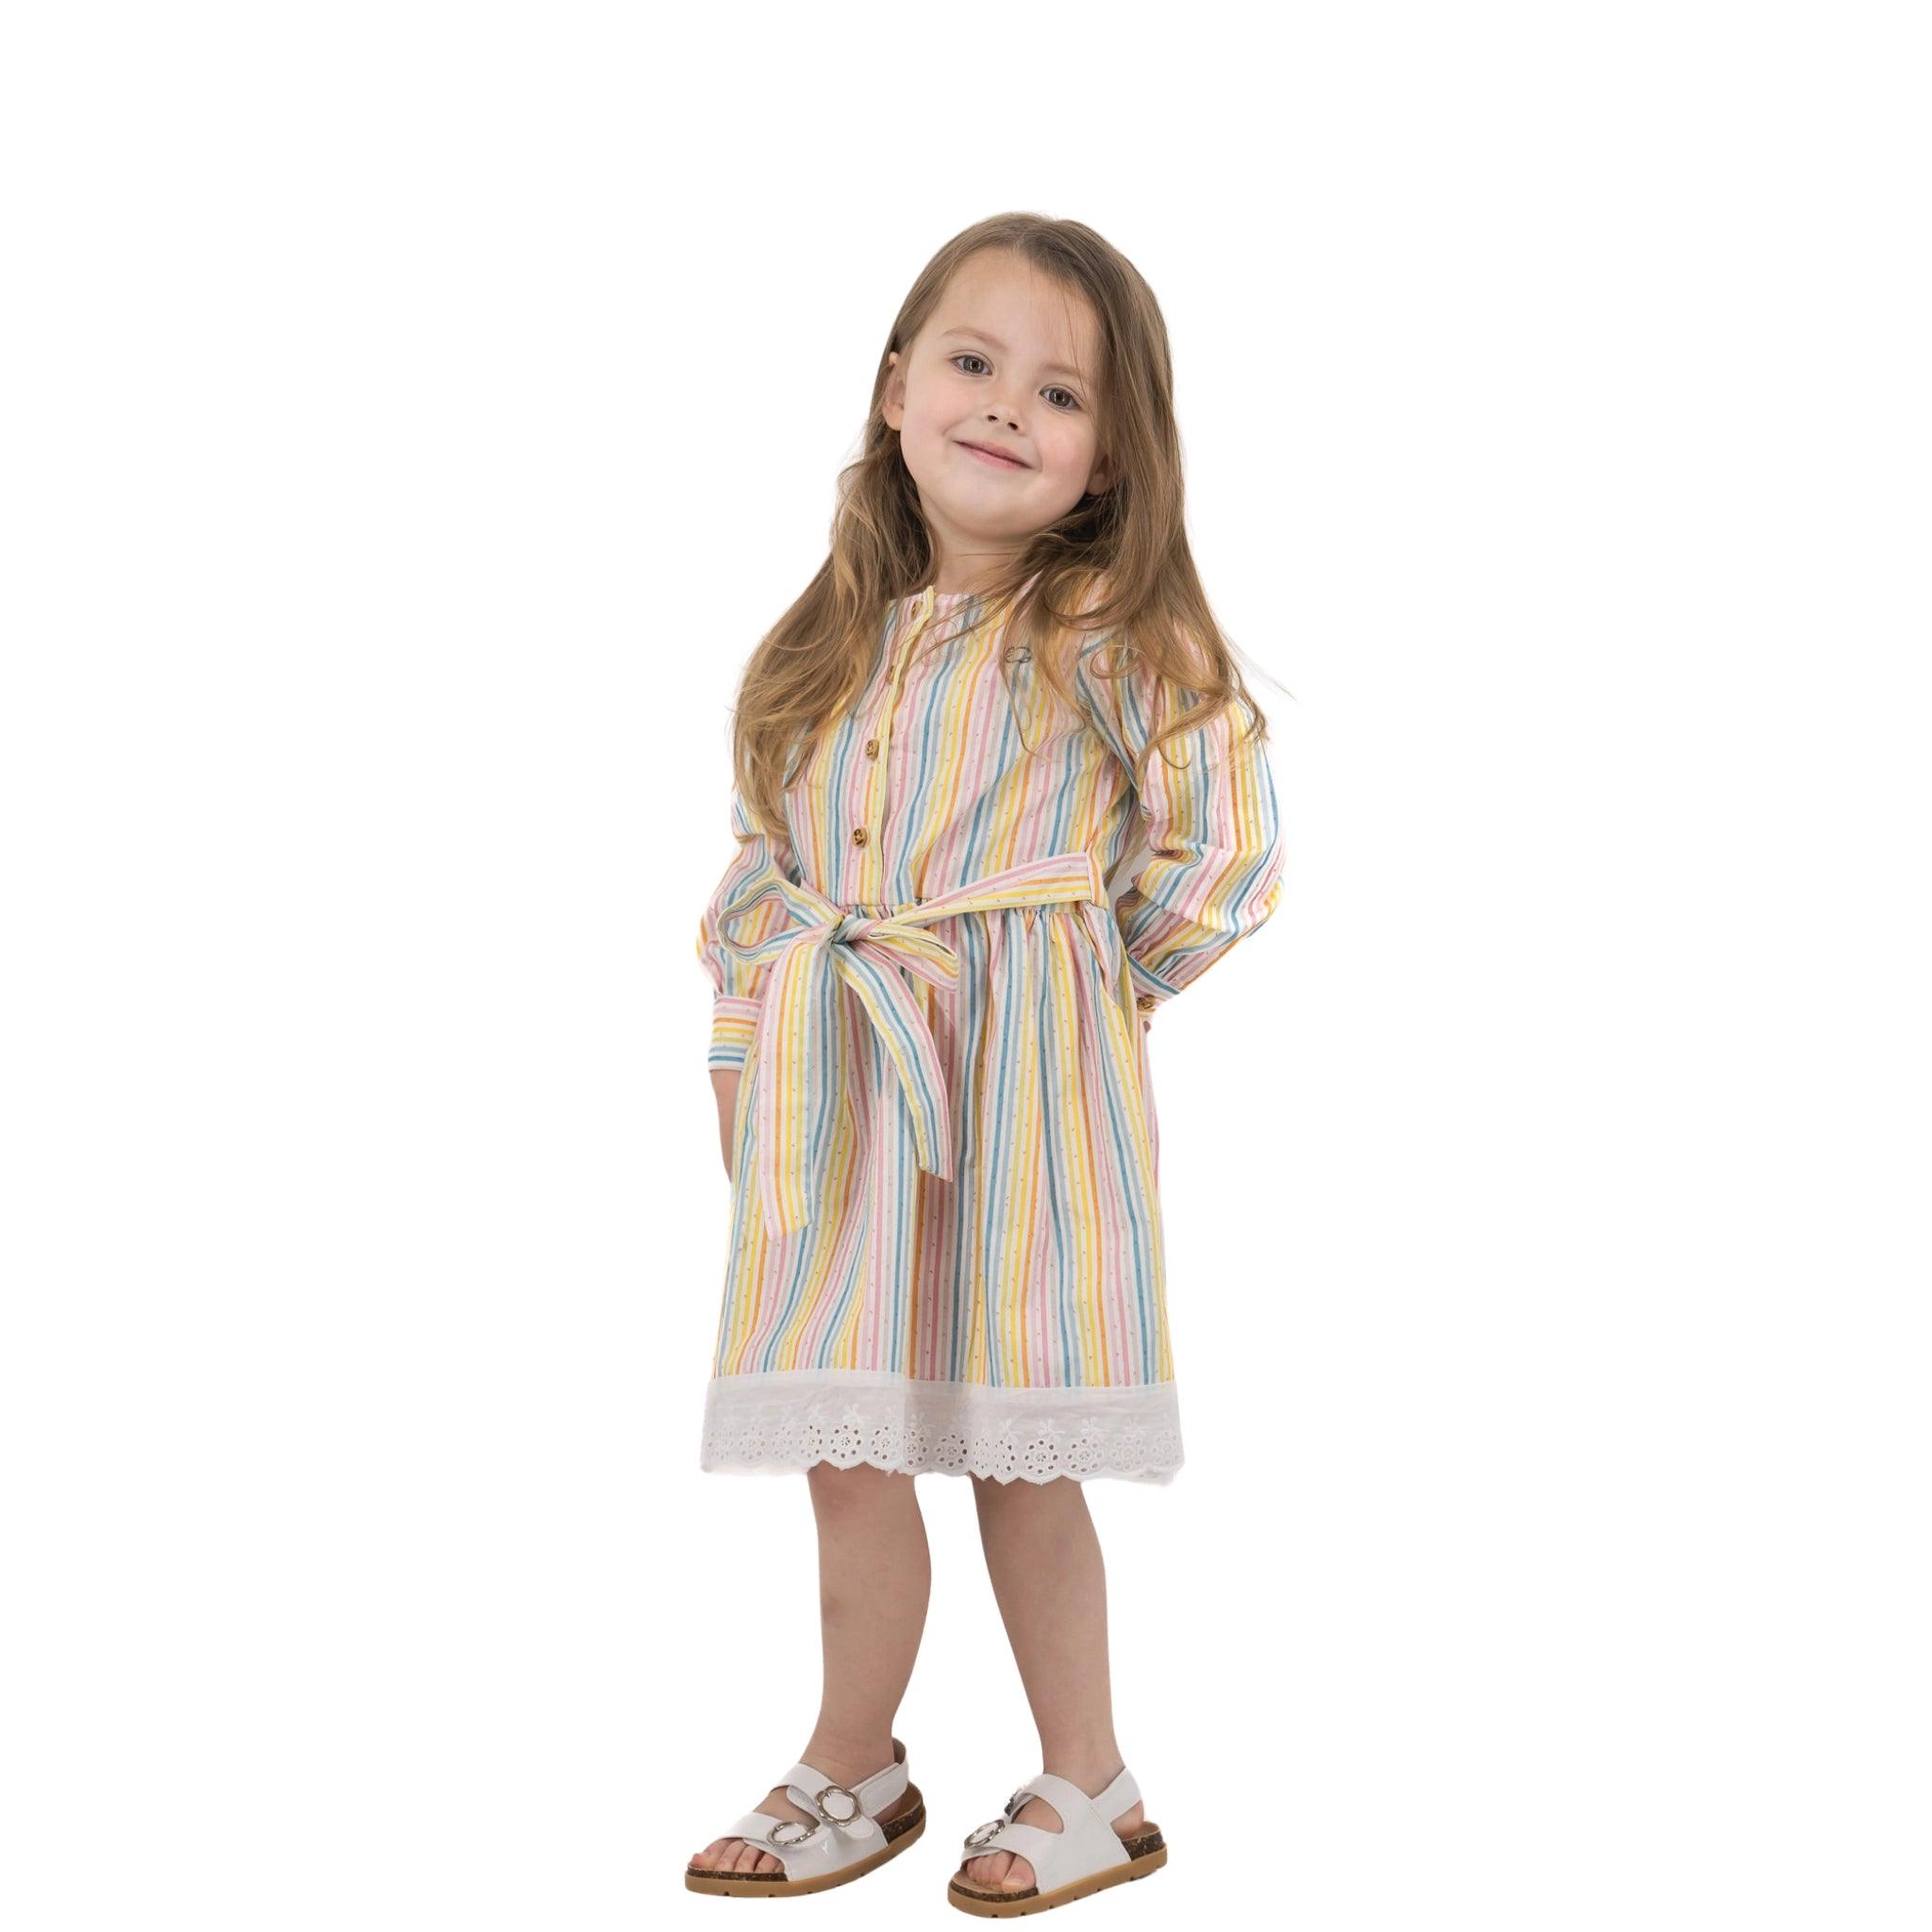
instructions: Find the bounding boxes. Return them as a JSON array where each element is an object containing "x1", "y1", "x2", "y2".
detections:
[
  {"x1": 685, "y1": 1785, "x2": 925, "y2": 1897},
  {"x1": 947, "y1": 1825, "x2": 1167, "y2": 1915}
]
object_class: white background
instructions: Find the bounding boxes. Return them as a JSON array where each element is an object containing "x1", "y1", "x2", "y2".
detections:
[{"x1": 4, "y1": 4, "x2": 1926, "y2": 1926}]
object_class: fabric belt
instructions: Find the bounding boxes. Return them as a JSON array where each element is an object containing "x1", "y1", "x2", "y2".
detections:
[{"x1": 713, "y1": 850, "x2": 1109, "y2": 1240}]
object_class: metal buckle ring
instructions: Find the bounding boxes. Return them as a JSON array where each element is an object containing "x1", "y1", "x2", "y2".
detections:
[
  {"x1": 766, "y1": 1817, "x2": 819, "y2": 1848},
  {"x1": 814, "y1": 1782, "x2": 863, "y2": 1825},
  {"x1": 963, "y1": 1817, "x2": 1008, "y2": 1850}
]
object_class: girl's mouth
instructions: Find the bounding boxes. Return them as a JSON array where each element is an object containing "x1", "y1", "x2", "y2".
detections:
[{"x1": 958, "y1": 441, "x2": 1028, "y2": 471}]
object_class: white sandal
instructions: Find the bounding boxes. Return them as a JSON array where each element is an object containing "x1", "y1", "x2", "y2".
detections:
[
  {"x1": 684, "y1": 1735, "x2": 925, "y2": 1897},
  {"x1": 947, "y1": 1765, "x2": 1166, "y2": 1915}
]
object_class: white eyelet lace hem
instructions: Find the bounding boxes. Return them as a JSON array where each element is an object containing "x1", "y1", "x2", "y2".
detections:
[{"x1": 700, "y1": 1368, "x2": 1182, "y2": 1486}]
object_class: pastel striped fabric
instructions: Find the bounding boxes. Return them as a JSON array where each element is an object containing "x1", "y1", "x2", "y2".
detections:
[{"x1": 693, "y1": 583, "x2": 1285, "y2": 1485}]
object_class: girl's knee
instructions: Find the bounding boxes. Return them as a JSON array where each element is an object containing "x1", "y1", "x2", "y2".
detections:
[
  {"x1": 971, "y1": 1472, "x2": 1085, "y2": 1512},
  {"x1": 807, "y1": 1459, "x2": 912, "y2": 1502}
]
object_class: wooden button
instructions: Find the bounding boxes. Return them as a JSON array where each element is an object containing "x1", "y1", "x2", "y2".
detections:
[
  {"x1": 1135, "y1": 993, "x2": 1158, "y2": 1011},
  {"x1": 864, "y1": 738, "x2": 880, "y2": 758},
  {"x1": 852, "y1": 826, "x2": 868, "y2": 845}
]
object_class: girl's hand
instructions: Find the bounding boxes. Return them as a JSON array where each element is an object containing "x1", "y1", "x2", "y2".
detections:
[{"x1": 709, "y1": 1067, "x2": 741, "y2": 1181}]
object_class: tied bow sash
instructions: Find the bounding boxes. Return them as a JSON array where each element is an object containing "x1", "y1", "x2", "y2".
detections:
[{"x1": 712, "y1": 851, "x2": 1108, "y2": 1240}]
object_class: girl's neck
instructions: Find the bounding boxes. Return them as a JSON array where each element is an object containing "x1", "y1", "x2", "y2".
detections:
[{"x1": 925, "y1": 558, "x2": 1044, "y2": 600}]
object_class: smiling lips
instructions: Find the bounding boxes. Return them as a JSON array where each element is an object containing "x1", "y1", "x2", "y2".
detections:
[{"x1": 958, "y1": 440, "x2": 1029, "y2": 471}]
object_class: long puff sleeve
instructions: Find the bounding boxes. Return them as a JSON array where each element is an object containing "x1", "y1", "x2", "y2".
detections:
[
  {"x1": 694, "y1": 782, "x2": 805, "y2": 1070},
  {"x1": 1075, "y1": 639, "x2": 1286, "y2": 1019}
]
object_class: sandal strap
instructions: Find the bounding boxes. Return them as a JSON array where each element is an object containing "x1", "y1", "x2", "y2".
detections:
[
  {"x1": 961, "y1": 1818, "x2": 1063, "y2": 1871},
  {"x1": 723, "y1": 1808, "x2": 856, "y2": 1880},
  {"x1": 775, "y1": 1735, "x2": 910, "y2": 1842},
  {"x1": 959, "y1": 1785, "x2": 1024, "y2": 1850},
  {"x1": 1022, "y1": 1765, "x2": 1140, "y2": 1829},
  {"x1": 958, "y1": 1766, "x2": 1141, "y2": 1891}
]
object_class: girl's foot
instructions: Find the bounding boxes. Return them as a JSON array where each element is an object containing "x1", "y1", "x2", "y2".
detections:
[
  {"x1": 688, "y1": 1746, "x2": 916, "y2": 1877},
  {"x1": 959, "y1": 1764, "x2": 1151, "y2": 1894}
]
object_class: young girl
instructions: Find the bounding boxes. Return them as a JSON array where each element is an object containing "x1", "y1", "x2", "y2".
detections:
[{"x1": 685, "y1": 214, "x2": 1285, "y2": 1913}]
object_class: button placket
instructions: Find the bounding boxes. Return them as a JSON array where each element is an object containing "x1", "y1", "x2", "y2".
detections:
[{"x1": 858, "y1": 586, "x2": 937, "y2": 904}]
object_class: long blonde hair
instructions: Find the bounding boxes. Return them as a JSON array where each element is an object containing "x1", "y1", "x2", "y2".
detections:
[{"x1": 727, "y1": 211, "x2": 1277, "y2": 837}]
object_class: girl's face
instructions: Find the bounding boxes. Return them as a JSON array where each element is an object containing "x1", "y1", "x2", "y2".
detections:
[{"x1": 884, "y1": 250, "x2": 1111, "y2": 591}]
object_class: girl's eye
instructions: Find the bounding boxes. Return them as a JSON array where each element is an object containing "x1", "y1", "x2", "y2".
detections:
[{"x1": 949, "y1": 353, "x2": 1082, "y2": 412}]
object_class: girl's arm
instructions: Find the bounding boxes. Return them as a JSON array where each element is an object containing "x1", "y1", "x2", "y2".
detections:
[
  {"x1": 693, "y1": 780, "x2": 806, "y2": 1071},
  {"x1": 1074, "y1": 638, "x2": 1287, "y2": 1018}
]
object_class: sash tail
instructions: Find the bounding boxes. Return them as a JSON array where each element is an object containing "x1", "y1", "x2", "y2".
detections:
[{"x1": 715, "y1": 850, "x2": 1108, "y2": 1241}]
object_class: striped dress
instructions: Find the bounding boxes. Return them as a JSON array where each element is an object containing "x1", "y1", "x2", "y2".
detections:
[{"x1": 694, "y1": 581, "x2": 1285, "y2": 1485}]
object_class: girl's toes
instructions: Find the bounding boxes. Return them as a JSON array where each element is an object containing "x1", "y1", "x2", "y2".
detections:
[{"x1": 966, "y1": 1847, "x2": 1036, "y2": 1891}]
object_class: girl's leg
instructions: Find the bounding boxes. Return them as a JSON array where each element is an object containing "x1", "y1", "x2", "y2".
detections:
[
  {"x1": 690, "y1": 1461, "x2": 932, "y2": 1875},
  {"x1": 960, "y1": 1474, "x2": 1152, "y2": 1893}
]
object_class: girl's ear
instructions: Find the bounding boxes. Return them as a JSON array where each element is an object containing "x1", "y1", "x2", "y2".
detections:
[
  {"x1": 1085, "y1": 449, "x2": 1113, "y2": 495},
  {"x1": 881, "y1": 349, "x2": 904, "y2": 431}
]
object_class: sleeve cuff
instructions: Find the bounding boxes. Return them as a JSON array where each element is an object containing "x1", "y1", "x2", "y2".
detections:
[
  {"x1": 1126, "y1": 956, "x2": 1177, "y2": 1017},
  {"x1": 708, "y1": 993, "x2": 763, "y2": 1070}
]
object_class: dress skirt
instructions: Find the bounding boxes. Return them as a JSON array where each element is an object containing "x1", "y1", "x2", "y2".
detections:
[{"x1": 699, "y1": 894, "x2": 1181, "y2": 1485}]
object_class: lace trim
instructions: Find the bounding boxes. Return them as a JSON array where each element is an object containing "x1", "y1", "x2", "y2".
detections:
[{"x1": 700, "y1": 1368, "x2": 1182, "y2": 1486}]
